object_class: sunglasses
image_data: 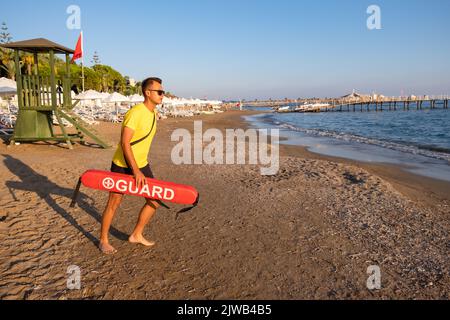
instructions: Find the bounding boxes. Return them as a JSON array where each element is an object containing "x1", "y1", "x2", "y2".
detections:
[{"x1": 148, "y1": 90, "x2": 165, "y2": 96}]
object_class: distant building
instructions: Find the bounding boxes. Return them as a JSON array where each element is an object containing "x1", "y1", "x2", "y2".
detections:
[
  {"x1": 127, "y1": 78, "x2": 136, "y2": 87},
  {"x1": 341, "y1": 89, "x2": 371, "y2": 102},
  {"x1": 372, "y1": 93, "x2": 386, "y2": 101}
]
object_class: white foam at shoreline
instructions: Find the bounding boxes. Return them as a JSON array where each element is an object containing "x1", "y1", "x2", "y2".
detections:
[
  {"x1": 244, "y1": 114, "x2": 450, "y2": 164},
  {"x1": 276, "y1": 122, "x2": 450, "y2": 163}
]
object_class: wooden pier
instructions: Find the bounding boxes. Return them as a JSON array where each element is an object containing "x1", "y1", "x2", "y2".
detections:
[
  {"x1": 264, "y1": 97, "x2": 450, "y2": 113},
  {"x1": 323, "y1": 98, "x2": 449, "y2": 113}
]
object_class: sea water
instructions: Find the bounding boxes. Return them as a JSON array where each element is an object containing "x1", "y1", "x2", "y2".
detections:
[{"x1": 243, "y1": 106, "x2": 450, "y2": 182}]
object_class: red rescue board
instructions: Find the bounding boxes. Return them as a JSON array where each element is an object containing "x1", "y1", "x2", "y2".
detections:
[
  {"x1": 70, "y1": 170, "x2": 199, "y2": 216},
  {"x1": 80, "y1": 170, "x2": 198, "y2": 204}
]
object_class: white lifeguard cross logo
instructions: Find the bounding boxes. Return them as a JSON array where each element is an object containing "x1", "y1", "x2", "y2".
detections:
[{"x1": 102, "y1": 178, "x2": 115, "y2": 190}]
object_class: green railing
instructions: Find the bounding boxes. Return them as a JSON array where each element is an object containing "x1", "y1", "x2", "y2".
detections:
[{"x1": 20, "y1": 75, "x2": 73, "y2": 110}]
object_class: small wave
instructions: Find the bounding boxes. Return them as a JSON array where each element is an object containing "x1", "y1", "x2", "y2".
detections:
[{"x1": 273, "y1": 121, "x2": 450, "y2": 163}]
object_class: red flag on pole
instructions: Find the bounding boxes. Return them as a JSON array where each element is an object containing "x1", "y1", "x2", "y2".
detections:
[{"x1": 71, "y1": 32, "x2": 83, "y2": 62}]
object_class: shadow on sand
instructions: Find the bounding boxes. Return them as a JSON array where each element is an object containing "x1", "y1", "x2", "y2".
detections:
[{"x1": 2, "y1": 154, "x2": 129, "y2": 247}]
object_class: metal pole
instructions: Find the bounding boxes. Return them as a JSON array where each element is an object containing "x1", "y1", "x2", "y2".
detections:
[
  {"x1": 49, "y1": 50, "x2": 57, "y2": 108},
  {"x1": 81, "y1": 61, "x2": 85, "y2": 92},
  {"x1": 14, "y1": 50, "x2": 23, "y2": 109},
  {"x1": 34, "y1": 52, "x2": 41, "y2": 108},
  {"x1": 65, "y1": 53, "x2": 71, "y2": 108},
  {"x1": 81, "y1": 31, "x2": 85, "y2": 92}
]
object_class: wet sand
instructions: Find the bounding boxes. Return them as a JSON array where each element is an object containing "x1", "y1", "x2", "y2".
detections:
[{"x1": 0, "y1": 110, "x2": 449, "y2": 299}]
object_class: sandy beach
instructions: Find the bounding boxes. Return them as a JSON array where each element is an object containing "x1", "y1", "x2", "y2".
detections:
[{"x1": 0, "y1": 110, "x2": 449, "y2": 300}]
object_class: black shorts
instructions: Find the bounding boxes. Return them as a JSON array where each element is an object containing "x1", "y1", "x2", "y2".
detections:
[{"x1": 110, "y1": 162, "x2": 154, "y2": 178}]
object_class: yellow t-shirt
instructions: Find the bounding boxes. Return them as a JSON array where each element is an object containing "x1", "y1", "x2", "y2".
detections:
[{"x1": 112, "y1": 103, "x2": 157, "y2": 168}]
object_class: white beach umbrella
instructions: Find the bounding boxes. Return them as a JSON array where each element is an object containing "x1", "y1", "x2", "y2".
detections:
[
  {"x1": 74, "y1": 89, "x2": 104, "y2": 100},
  {"x1": 97, "y1": 92, "x2": 110, "y2": 109},
  {"x1": 74, "y1": 90, "x2": 107, "y2": 117},
  {"x1": 176, "y1": 98, "x2": 187, "y2": 105},
  {"x1": 99, "y1": 92, "x2": 110, "y2": 99},
  {"x1": 162, "y1": 96, "x2": 172, "y2": 104},
  {"x1": 0, "y1": 77, "x2": 16, "y2": 88},
  {"x1": 129, "y1": 94, "x2": 144, "y2": 103},
  {"x1": 0, "y1": 77, "x2": 17, "y2": 96},
  {"x1": 103, "y1": 92, "x2": 130, "y2": 116},
  {"x1": 173, "y1": 99, "x2": 189, "y2": 106},
  {"x1": 161, "y1": 97, "x2": 177, "y2": 106},
  {"x1": 103, "y1": 92, "x2": 129, "y2": 103},
  {"x1": 0, "y1": 86, "x2": 16, "y2": 96},
  {"x1": 186, "y1": 99, "x2": 196, "y2": 105}
]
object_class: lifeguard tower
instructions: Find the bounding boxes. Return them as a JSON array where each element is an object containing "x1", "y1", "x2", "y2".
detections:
[{"x1": 0, "y1": 38, "x2": 109, "y2": 149}]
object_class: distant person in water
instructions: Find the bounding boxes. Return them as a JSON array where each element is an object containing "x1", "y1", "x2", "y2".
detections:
[{"x1": 99, "y1": 77, "x2": 164, "y2": 254}]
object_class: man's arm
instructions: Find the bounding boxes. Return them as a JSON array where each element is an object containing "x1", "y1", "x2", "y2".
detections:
[{"x1": 121, "y1": 126, "x2": 147, "y2": 188}]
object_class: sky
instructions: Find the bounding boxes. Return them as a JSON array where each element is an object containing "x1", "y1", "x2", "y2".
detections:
[{"x1": 2, "y1": 0, "x2": 450, "y2": 100}]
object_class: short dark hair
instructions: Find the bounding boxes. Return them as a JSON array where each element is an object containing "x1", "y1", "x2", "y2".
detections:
[{"x1": 142, "y1": 77, "x2": 162, "y2": 95}]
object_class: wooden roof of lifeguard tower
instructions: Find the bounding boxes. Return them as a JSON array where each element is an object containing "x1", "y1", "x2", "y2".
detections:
[{"x1": 0, "y1": 38, "x2": 74, "y2": 54}]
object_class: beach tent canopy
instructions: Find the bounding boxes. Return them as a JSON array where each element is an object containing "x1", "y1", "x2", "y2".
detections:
[
  {"x1": 0, "y1": 38, "x2": 75, "y2": 54},
  {"x1": 103, "y1": 92, "x2": 129, "y2": 103},
  {"x1": 74, "y1": 90, "x2": 105, "y2": 100}
]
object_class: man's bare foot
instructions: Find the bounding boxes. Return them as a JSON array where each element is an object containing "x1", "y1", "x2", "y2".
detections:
[
  {"x1": 99, "y1": 242, "x2": 117, "y2": 254},
  {"x1": 128, "y1": 234, "x2": 155, "y2": 247}
]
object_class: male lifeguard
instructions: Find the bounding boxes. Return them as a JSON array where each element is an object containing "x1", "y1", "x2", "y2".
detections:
[{"x1": 99, "y1": 77, "x2": 164, "y2": 254}]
